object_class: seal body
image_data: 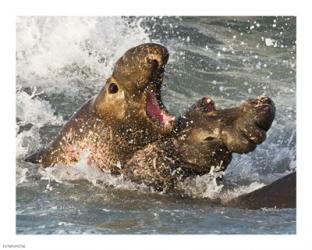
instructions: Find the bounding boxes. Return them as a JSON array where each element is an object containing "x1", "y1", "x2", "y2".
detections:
[
  {"x1": 26, "y1": 43, "x2": 176, "y2": 173},
  {"x1": 29, "y1": 99, "x2": 133, "y2": 173},
  {"x1": 122, "y1": 96, "x2": 275, "y2": 191},
  {"x1": 225, "y1": 172, "x2": 296, "y2": 209}
]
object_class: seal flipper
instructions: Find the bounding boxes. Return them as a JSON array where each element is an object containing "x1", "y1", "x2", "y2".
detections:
[
  {"x1": 25, "y1": 148, "x2": 45, "y2": 164},
  {"x1": 225, "y1": 172, "x2": 296, "y2": 209}
]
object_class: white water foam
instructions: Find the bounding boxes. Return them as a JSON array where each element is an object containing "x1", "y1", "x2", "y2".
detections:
[
  {"x1": 16, "y1": 17, "x2": 150, "y2": 84},
  {"x1": 38, "y1": 151, "x2": 149, "y2": 192},
  {"x1": 16, "y1": 88, "x2": 64, "y2": 158},
  {"x1": 16, "y1": 126, "x2": 41, "y2": 158},
  {"x1": 16, "y1": 88, "x2": 63, "y2": 127},
  {"x1": 177, "y1": 169, "x2": 224, "y2": 199},
  {"x1": 16, "y1": 165, "x2": 29, "y2": 185}
]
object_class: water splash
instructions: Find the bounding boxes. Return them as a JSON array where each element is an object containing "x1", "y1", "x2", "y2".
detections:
[
  {"x1": 16, "y1": 126, "x2": 41, "y2": 158},
  {"x1": 16, "y1": 87, "x2": 63, "y2": 158},
  {"x1": 177, "y1": 169, "x2": 224, "y2": 199},
  {"x1": 16, "y1": 17, "x2": 150, "y2": 83},
  {"x1": 16, "y1": 87, "x2": 63, "y2": 127},
  {"x1": 16, "y1": 165, "x2": 28, "y2": 184},
  {"x1": 38, "y1": 151, "x2": 149, "y2": 192}
]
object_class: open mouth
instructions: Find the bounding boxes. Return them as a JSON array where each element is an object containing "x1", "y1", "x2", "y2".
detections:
[{"x1": 146, "y1": 92, "x2": 175, "y2": 126}]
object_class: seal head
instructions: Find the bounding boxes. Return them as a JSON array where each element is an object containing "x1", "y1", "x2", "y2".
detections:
[
  {"x1": 25, "y1": 43, "x2": 176, "y2": 169},
  {"x1": 93, "y1": 43, "x2": 175, "y2": 140}
]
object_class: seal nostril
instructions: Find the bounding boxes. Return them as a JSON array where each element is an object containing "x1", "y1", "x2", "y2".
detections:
[{"x1": 148, "y1": 59, "x2": 159, "y2": 68}]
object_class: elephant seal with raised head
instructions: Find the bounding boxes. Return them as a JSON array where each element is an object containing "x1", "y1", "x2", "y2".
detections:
[{"x1": 26, "y1": 43, "x2": 176, "y2": 174}]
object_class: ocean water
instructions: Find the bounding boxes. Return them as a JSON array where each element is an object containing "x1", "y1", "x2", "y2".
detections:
[{"x1": 16, "y1": 16, "x2": 296, "y2": 234}]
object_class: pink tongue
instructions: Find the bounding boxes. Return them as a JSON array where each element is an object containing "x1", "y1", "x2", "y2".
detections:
[{"x1": 146, "y1": 93, "x2": 174, "y2": 124}]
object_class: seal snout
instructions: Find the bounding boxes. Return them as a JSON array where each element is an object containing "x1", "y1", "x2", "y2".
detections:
[
  {"x1": 249, "y1": 96, "x2": 276, "y2": 123},
  {"x1": 144, "y1": 43, "x2": 169, "y2": 67},
  {"x1": 246, "y1": 96, "x2": 275, "y2": 109},
  {"x1": 112, "y1": 43, "x2": 169, "y2": 89}
]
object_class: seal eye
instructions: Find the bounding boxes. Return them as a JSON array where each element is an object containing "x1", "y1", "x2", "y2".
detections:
[{"x1": 108, "y1": 83, "x2": 119, "y2": 94}]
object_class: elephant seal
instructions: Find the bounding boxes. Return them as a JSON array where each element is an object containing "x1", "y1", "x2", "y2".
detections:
[
  {"x1": 225, "y1": 172, "x2": 296, "y2": 209},
  {"x1": 26, "y1": 43, "x2": 276, "y2": 195},
  {"x1": 26, "y1": 43, "x2": 176, "y2": 173},
  {"x1": 123, "y1": 95, "x2": 275, "y2": 191}
]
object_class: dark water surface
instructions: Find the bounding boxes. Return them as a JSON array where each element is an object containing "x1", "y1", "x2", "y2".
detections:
[{"x1": 16, "y1": 16, "x2": 296, "y2": 234}]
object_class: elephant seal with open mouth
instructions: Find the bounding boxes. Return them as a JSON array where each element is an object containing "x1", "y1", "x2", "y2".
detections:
[{"x1": 26, "y1": 43, "x2": 176, "y2": 173}]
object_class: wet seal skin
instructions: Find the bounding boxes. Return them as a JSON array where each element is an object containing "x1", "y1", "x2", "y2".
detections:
[
  {"x1": 124, "y1": 96, "x2": 275, "y2": 191},
  {"x1": 177, "y1": 96, "x2": 276, "y2": 155},
  {"x1": 26, "y1": 43, "x2": 176, "y2": 172},
  {"x1": 225, "y1": 172, "x2": 296, "y2": 209}
]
